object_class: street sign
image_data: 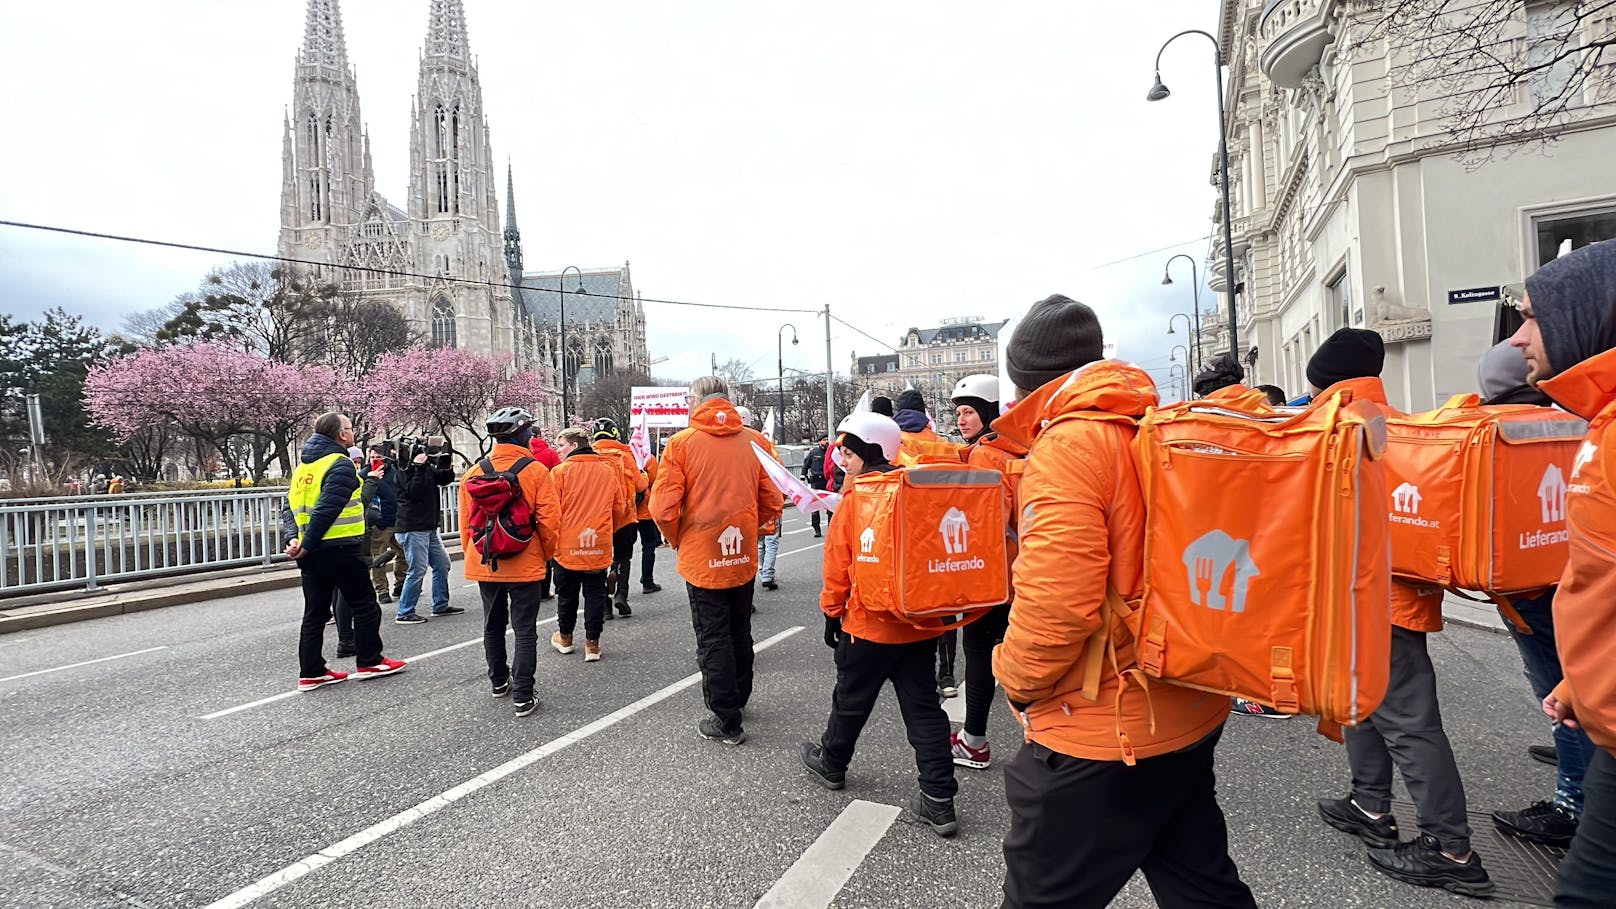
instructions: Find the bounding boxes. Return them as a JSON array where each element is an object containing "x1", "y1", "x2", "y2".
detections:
[{"x1": 1448, "y1": 286, "x2": 1502, "y2": 305}]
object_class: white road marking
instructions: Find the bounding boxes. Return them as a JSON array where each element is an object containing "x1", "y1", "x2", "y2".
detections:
[
  {"x1": 201, "y1": 621, "x2": 556, "y2": 720},
  {"x1": 778, "y1": 542, "x2": 824, "y2": 559},
  {"x1": 0, "y1": 646, "x2": 168, "y2": 684},
  {"x1": 201, "y1": 625, "x2": 807, "y2": 909},
  {"x1": 784, "y1": 527, "x2": 815, "y2": 536},
  {"x1": 753, "y1": 799, "x2": 901, "y2": 909}
]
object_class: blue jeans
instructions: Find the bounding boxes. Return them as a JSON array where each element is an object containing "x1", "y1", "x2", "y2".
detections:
[
  {"x1": 1502, "y1": 590, "x2": 1595, "y2": 814},
  {"x1": 757, "y1": 523, "x2": 781, "y2": 583},
  {"x1": 395, "y1": 530, "x2": 451, "y2": 617}
]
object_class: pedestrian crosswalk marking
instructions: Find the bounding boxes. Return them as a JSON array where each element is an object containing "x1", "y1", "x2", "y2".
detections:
[{"x1": 753, "y1": 799, "x2": 901, "y2": 909}]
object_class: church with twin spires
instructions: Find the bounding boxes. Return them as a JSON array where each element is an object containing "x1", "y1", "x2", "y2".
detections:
[{"x1": 277, "y1": 0, "x2": 649, "y2": 426}]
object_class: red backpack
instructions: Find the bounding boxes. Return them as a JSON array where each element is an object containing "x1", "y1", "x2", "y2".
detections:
[{"x1": 466, "y1": 456, "x2": 536, "y2": 570}]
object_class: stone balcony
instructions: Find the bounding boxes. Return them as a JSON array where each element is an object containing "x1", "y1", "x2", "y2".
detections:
[{"x1": 1259, "y1": 0, "x2": 1335, "y2": 89}]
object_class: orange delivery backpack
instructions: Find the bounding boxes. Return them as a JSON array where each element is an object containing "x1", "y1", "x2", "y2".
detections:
[
  {"x1": 1131, "y1": 388, "x2": 1392, "y2": 729},
  {"x1": 1383, "y1": 395, "x2": 1586, "y2": 615},
  {"x1": 848, "y1": 462, "x2": 1008, "y2": 627}
]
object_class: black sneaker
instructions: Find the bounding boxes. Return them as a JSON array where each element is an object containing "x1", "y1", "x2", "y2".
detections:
[
  {"x1": 395, "y1": 612, "x2": 428, "y2": 625},
  {"x1": 762, "y1": 580, "x2": 779, "y2": 591},
  {"x1": 616, "y1": 602, "x2": 632, "y2": 618},
  {"x1": 1529, "y1": 744, "x2": 1558, "y2": 767},
  {"x1": 799, "y1": 742, "x2": 846, "y2": 790},
  {"x1": 513, "y1": 698, "x2": 538, "y2": 718},
  {"x1": 491, "y1": 680, "x2": 510, "y2": 698},
  {"x1": 642, "y1": 583, "x2": 662, "y2": 594},
  {"x1": 910, "y1": 791, "x2": 959, "y2": 837},
  {"x1": 1493, "y1": 800, "x2": 1578, "y2": 847},
  {"x1": 698, "y1": 715, "x2": 746, "y2": 745},
  {"x1": 335, "y1": 644, "x2": 357, "y2": 659},
  {"x1": 376, "y1": 591, "x2": 392, "y2": 604},
  {"x1": 1367, "y1": 834, "x2": 1495, "y2": 898},
  {"x1": 937, "y1": 675, "x2": 959, "y2": 699},
  {"x1": 1318, "y1": 797, "x2": 1399, "y2": 848},
  {"x1": 431, "y1": 606, "x2": 466, "y2": 616},
  {"x1": 604, "y1": 610, "x2": 615, "y2": 621},
  {"x1": 391, "y1": 585, "x2": 404, "y2": 598}
]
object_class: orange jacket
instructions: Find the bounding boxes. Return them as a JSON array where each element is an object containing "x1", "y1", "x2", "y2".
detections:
[
  {"x1": 819, "y1": 467, "x2": 943, "y2": 645},
  {"x1": 964, "y1": 433, "x2": 1026, "y2": 583},
  {"x1": 551, "y1": 449, "x2": 634, "y2": 571},
  {"x1": 896, "y1": 426, "x2": 943, "y2": 465},
  {"x1": 636, "y1": 455, "x2": 659, "y2": 521},
  {"x1": 991, "y1": 361, "x2": 1228, "y2": 762},
  {"x1": 649, "y1": 398, "x2": 784, "y2": 589},
  {"x1": 1539, "y1": 347, "x2": 1616, "y2": 754},
  {"x1": 592, "y1": 438, "x2": 646, "y2": 530},
  {"x1": 458, "y1": 443, "x2": 561, "y2": 583},
  {"x1": 1317, "y1": 376, "x2": 1444, "y2": 633}
]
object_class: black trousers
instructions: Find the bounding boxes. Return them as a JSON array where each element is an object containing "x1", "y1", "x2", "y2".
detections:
[
  {"x1": 962, "y1": 603, "x2": 1011, "y2": 737},
  {"x1": 611, "y1": 525, "x2": 638, "y2": 604},
  {"x1": 480, "y1": 580, "x2": 543, "y2": 703},
  {"x1": 637, "y1": 519, "x2": 661, "y2": 586},
  {"x1": 1001, "y1": 727, "x2": 1254, "y2": 909},
  {"x1": 554, "y1": 564, "x2": 609, "y2": 641},
  {"x1": 820, "y1": 635, "x2": 958, "y2": 800},
  {"x1": 687, "y1": 581, "x2": 755, "y2": 729},
  {"x1": 537, "y1": 560, "x2": 556, "y2": 600},
  {"x1": 936, "y1": 629, "x2": 958, "y2": 680},
  {"x1": 1558, "y1": 748, "x2": 1616, "y2": 908},
  {"x1": 298, "y1": 545, "x2": 382, "y2": 677}
]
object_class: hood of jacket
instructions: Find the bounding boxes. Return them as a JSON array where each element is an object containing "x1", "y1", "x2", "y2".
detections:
[
  {"x1": 300, "y1": 433, "x2": 349, "y2": 465},
  {"x1": 894, "y1": 409, "x2": 931, "y2": 433},
  {"x1": 688, "y1": 397, "x2": 744, "y2": 436},
  {"x1": 992, "y1": 361, "x2": 1156, "y2": 447},
  {"x1": 595, "y1": 438, "x2": 632, "y2": 456},
  {"x1": 1527, "y1": 238, "x2": 1616, "y2": 379},
  {"x1": 1541, "y1": 347, "x2": 1616, "y2": 421}
]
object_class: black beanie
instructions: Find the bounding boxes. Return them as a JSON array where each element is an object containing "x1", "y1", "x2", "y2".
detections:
[
  {"x1": 953, "y1": 397, "x2": 1000, "y2": 437},
  {"x1": 1192, "y1": 354, "x2": 1245, "y2": 397},
  {"x1": 894, "y1": 388, "x2": 926, "y2": 414},
  {"x1": 839, "y1": 432, "x2": 887, "y2": 467},
  {"x1": 1007, "y1": 294, "x2": 1104, "y2": 393},
  {"x1": 1526, "y1": 238, "x2": 1616, "y2": 380},
  {"x1": 1307, "y1": 328, "x2": 1385, "y2": 390},
  {"x1": 871, "y1": 396, "x2": 894, "y2": 417}
]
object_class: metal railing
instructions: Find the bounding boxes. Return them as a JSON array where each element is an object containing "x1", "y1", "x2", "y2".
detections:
[{"x1": 0, "y1": 485, "x2": 461, "y2": 597}]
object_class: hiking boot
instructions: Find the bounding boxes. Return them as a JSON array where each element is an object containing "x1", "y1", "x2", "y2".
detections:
[
  {"x1": 354, "y1": 657, "x2": 406, "y2": 680},
  {"x1": 1231, "y1": 698, "x2": 1293, "y2": 718},
  {"x1": 584, "y1": 640, "x2": 601, "y2": 662},
  {"x1": 698, "y1": 715, "x2": 746, "y2": 745},
  {"x1": 762, "y1": 579, "x2": 779, "y2": 591},
  {"x1": 1317, "y1": 797, "x2": 1399, "y2": 848},
  {"x1": 1366, "y1": 834, "x2": 1495, "y2": 898},
  {"x1": 1529, "y1": 744, "x2": 1558, "y2": 766},
  {"x1": 491, "y1": 679, "x2": 510, "y2": 698},
  {"x1": 937, "y1": 675, "x2": 959, "y2": 699},
  {"x1": 910, "y1": 791, "x2": 959, "y2": 837},
  {"x1": 297, "y1": 669, "x2": 348, "y2": 692},
  {"x1": 642, "y1": 583, "x2": 662, "y2": 594},
  {"x1": 615, "y1": 602, "x2": 632, "y2": 618},
  {"x1": 551, "y1": 631, "x2": 575, "y2": 655},
  {"x1": 395, "y1": 612, "x2": 427, "y2": 625},
  {"x1": 950, "y1": 730, "x2": 991, "y2": 769},
  {"x1": 799, "y1": 742, "x2": 846, "y2": 790},
  {"x1": 1493, "y1": 800, "x2": 1578, "y2": 847},
  {"x1": 513, "y1": 698, "x2": 538, "y2": 718},
  {"x1": 335, "y1": 644, "x2": 357, "y2": 659},
  {"x1": 430, "y1": 606, "x2": 466, "y2": 616}
]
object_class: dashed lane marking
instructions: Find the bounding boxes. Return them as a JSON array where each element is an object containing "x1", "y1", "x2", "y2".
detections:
[
  {"x1": 753, "y1": 799, "x2": 902, "y2": 909},
  {"x1": 200, "y1": 625, "x2": 807, "y2": 909},
  {"x1": 0, "y1": 646, "x2": 168, "y2": 684},
  {"x1": 778, "y1": 542, "x2": 825, "y2": 559}
]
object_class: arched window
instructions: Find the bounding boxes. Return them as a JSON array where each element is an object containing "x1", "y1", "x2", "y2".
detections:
[
  {"x1": 430, "y1": 296, "x2": 456, "y2": 348},
  {"x1": 565, "y1": 336, "x2": 585, "y2": 387},
  {"x1": 593, "y1": 337, "x2": 613, "y2": 376}
]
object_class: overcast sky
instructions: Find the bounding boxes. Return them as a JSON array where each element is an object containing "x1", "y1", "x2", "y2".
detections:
[{"x1": 0, "y1": 1, "x2": 1227, "y2": 400}]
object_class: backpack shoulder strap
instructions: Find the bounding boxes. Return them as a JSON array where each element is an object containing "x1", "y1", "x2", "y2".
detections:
[
  {"x1": 504, "y1": 456, "x2": 535, "y2": 479},
  {"x1": 477, "y1": 457, "x2": 496, "y2": 477}
]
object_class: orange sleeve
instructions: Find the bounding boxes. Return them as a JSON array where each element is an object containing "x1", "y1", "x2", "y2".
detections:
[
  {"x1": 649, "y1": 439, "x2": 686, "y2": 549},
  {"x1": 1555, "y1": 423, "x2": 1616, "y2": 752},
  {"x1": 458, "y1": 467, "x2": 475, "y2": 559},
  {"x1": 527, "y1": 462, "x2": 561, "y2": 563},
  {"x1": 612, "y1": 468, "x2": 634, "y2": 530},
  {"x1": 819, "y1": 506, "x2": 854, "y2": 618}
]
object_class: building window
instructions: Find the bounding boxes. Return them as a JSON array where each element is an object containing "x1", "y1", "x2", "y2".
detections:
[
  {"x1": 1326, "y1": 269, "x2": 1351, "y2": 330},
  {"x1": 1527, "y1": 1, "x2": 1581, "y2": 108},
  {"x1": 1534, "y1": 205, "x2": 1616, "y2": 266},
  {"x1": 979, "y1": 349, "x2": 992, "y2": 361},
  {"x1": 887, "y1": 362, "x2": 897, "y2": 372},
  {"x1": 430, "y1": 296, "x2": 456, "y2": 348},
  {"x1": 930, "y1": 353, "x2": 942, "y2": 365}
]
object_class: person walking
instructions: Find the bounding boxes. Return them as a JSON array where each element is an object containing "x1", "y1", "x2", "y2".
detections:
[
  {"x1": 460, "y1": 408, "x2": 559, "y2": 718},
  {"x1": 649, "y1": 376, "x2": 783, "y2": 745},
  {"x1": 591, "y1": 418, "x2": 647, "y2": 619},
  {"x1": 1507, "y1": 238, "x2": 1616, "y2": 907},
  {"x1": 365, "y1": 443, "x2": 406, "y2": 603},
  {"x1": 637, "y1": 441, "x2": 664, "y2": 594},
  {"x1": 802, "y1": 435, "x2": 830, "y2": 538},
  {"x1": 283, "y1": 412, "x2": 406, "y2": 692},
  {"x1": 549, "y1": 428, "x2": 632, "y2": 663},
  {"x1": 393, "y1": 438, "x2": 462, "y2": 624},
  {"x1": 525, "y1": 434, "x2": 561, "y2": 602},
  {"x1": 737, "y1": 406, "x2": 783, "y2": 592},
  {"x1": 993, "y1": 295, "x2": 1255, "y2": 909}
]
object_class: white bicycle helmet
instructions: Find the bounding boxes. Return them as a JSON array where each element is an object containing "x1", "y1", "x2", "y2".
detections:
[
  {"x1": 835, "y1": 412, "x2": 901, "y2": 462},
  {"x1": 950, "y1": 374, "x2": 1002, "y2": 404}
]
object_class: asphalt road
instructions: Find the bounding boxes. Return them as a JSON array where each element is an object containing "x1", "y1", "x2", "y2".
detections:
[{"x1": 0, "y1": 511, "x2": 1562, "y2": 908}]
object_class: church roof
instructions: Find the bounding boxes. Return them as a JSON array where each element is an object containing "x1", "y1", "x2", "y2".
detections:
[{"x1": 518, "y1": 268, "x2": 629, "y2": 325}]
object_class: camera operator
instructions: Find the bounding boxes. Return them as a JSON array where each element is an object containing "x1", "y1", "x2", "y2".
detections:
[{"x1": 392, "y1": 436, "x2": 463, "y2": 624}]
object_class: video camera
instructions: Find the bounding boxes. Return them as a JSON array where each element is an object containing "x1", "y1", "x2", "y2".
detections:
[{"x1": 394, "y1": 435, "x2": 453, "y2": 471}]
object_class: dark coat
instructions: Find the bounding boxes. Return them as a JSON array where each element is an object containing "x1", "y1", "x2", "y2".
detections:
[
  {"x1": 279, "y1": 434, "x2": 361, "y2": 550},
  {"x1": 394, "y1": 459, "x2": 455, "y2": 533}
]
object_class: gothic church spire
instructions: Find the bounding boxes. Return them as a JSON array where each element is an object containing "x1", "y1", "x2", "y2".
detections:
[
  {"x1": 423, "y1": 0, "x2": 471, "y2": 65},
  {"x1": 504, "y1": 163, "x2": 524, "y2": 288},
  {"x1": 299, "y1": 0, "x2": 350, "y2": 74}
]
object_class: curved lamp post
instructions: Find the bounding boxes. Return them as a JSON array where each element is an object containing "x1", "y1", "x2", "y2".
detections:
[
  {"x1": 1165, "y1": 253, "x2": 1204, "y2": 378},
  {"x1": 559, "y1": 265, "x2": 585, "y2": 423},
  {"x1": 777, "y1": 323, "x2": 799, "y2": 444}
]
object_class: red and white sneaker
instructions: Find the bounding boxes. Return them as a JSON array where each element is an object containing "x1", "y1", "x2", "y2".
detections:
[
  {"x1": 354, "y1": 657, "x2": 407, "y2": 680},
  {"x1": 297, "y1": 669, "x2": 349, "y2": 692},
  {"x1": 950, "y1": 729, "x2": 991, "y2": 769}
]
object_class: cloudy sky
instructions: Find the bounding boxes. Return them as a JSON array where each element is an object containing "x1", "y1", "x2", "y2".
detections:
[{"x1": 0, "y1": 1, "x2": 1226, "y2": 400}]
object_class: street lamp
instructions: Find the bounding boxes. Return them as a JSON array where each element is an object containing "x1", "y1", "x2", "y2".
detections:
[
  {"x1": 1164, "y1": 253, "x2": 1203, "y2": 378},
  {"x1": 1170, "y1": 344, "x2": 1189, "y2": 367},
  {"x1": 559, "y1": 265, "x2": 585, "y2": 424},
  {"x1": 778, "y1": 323, "x2": 799, "y2": 444},
  {"x1": 1169, "y1": 363, "x2": 1187, "y2": 400},
  {"x1": 1149, "y1": 30, "x2": 1240, "y2": 365}
]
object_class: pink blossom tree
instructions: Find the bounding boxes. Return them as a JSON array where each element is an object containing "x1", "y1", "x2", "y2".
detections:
[{"x1": 367, "y1": 347, "x2": 554, "y2": 459}]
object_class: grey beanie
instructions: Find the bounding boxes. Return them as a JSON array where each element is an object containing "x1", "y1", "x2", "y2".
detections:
[
  {"x1": 1525, "y1": 238, "x2": 1616, "y2": 378},
  {"x1": 1006, "y1": 294, "x2": 1104, "y2": 393}
]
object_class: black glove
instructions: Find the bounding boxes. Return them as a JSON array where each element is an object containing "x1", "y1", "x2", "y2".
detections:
[{"x1": 823, "y1": 615, "x2": 842, "y2": 649}]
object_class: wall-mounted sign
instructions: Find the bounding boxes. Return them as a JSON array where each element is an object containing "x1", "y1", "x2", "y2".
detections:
[{"x1": 1448, "y1": 286, "x2": 1502, "y2": 305}]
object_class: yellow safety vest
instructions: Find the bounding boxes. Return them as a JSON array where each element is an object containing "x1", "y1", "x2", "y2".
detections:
[{"x1": 287, "y1": 452, "x2": 366, "y2": 542}]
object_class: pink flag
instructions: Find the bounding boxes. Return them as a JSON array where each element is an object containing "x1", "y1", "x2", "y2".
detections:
[
  {"x1": 752, "y1": 441, "x2": 841, "y2": 515},
  {"x1": 629, "y1": 408, "x2": 651, "y2": 469}
]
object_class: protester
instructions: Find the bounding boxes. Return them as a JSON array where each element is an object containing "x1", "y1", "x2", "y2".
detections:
[
  {"x1": 528, "y1": 433, "x2": 562, "y2": 470},
  {"x1": 737, "y1": 405, "x2": 783, "y2": 592},
  {"x1": 1305, "y1": 327, "x2": 1493, "y2": 897},
  {"x1": 1192, "y1": 353, "x2": 1247, "y2": 398},
  {"x1": 591, "y1": 418, "x2": 647, "y2": 619},
  {"x1": 460, "y1": 408, "x2": 559, "y2": 717},
  {"x1": 365, "y1": 443, "x2": 406, "y2": 603},
  {"x1": 393, "y1": 437, "x2": 462, "y2": 624},
  {"x1": 1511, "y1": 238, "x2": 1616, "y2": 906},
  {"x1": 281, "y1": 412, "x2": 405, "y2": 692},
  {"x1": 649, "y1": 376, "x2": 783, "y2": 745},
  {"x1": 802, "y1": 435, "x2": 830, "y2": 538},
  {"x1": 993, "y1": 294, "x2": 1255, "y2": 908},
  {"x1": 1474, "y1": 340, "x2": 1591, "y2": 849},
  {"x1": 637, "y1": 440, "x2": 664, "y2": 594},
  {"x1": 801, "y1": 411, "x2": 959, "y2": 836},
  {"x1": 550, "y1": 428, "x2": 632, "y2": 663},
  {"x1": 330, "y1": 447, "x2": 389, "y2": 658},
  {"x1": 1256, "y1": 384, "x2": 1288, "y2": 407}
]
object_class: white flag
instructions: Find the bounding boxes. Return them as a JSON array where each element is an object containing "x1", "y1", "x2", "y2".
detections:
[
  {"x1": 752, "y1": 441, "x2": 841, "y2": 515},
  {"x1": 628, "y1": 407, "x2": 651, "y2": 469},
  {"x1": 762, "y1": 408, "x2": 775, "y2": 443},
  {"x1": 854, "y1": 389, "x2": 872, "y2": 413}
]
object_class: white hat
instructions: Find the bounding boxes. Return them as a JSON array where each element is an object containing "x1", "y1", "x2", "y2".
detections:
[
  {"x1": 950, "y1": 374, "x2": 1001, "y2": 404},
  {"x1": 835, "y1": 412, "x2": 901, "y2": 462},
  {"x1": 734, "y1": 405, "x2": 753, "y2": 424},
  {"x1": 347, "y1": 446, "x2": 364, "y2": 458}
]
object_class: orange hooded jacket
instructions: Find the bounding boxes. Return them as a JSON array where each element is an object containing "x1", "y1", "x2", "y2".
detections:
[
  {"x1": 819, "y1": 463, "x2": 944, "y2": 645},
  {"x1": 458, "y1": 442, "x2": 561, "y2": 583},
  {"x1": 649, "y1": 397, "x2": 784, "y2": 589},
  {"x1": 991, "y1": 361, "x2": 1229, "y2": 762},
  {"x1": 1539, "y1": 347, "x2": 1616, "y2": 754},
  {"x1": 592, "y1": 438, "x2": 647, "y2": 530},
  {"x1": 551, "y1": 448, "x2": 633, "y2": 572}
]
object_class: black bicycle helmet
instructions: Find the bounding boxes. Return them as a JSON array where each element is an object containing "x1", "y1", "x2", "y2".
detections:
[
  {"x1": 486, "y1": 406, "x2": 535, "y2": 439},
  {"x1": 591, "y1": 417, "x2": 619, "y2": 441}
]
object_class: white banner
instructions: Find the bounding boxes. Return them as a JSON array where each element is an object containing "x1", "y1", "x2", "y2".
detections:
[
  {"x1": 753, "y1": 441, "x2": 842, "y2": 515},
  {"x1": 630, "y1": 386, "x2": 690, "y2": 429}
]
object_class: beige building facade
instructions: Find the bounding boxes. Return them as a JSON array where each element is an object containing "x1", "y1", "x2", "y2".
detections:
[{"x1": 852, "y1": 319, "x2": 1007, "y2": 423}]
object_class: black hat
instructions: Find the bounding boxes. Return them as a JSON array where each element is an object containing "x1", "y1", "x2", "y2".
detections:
[
  {"x1": 839, "y1": 432, "x2": 886, "y2": 466},
  {"x1": 1306, "y1": 328, "x2": 1385, "y2": 390},
  {"x1": 1006, "y1": 294, "x2": 1104, "y2": 393},
  {"x1": 871, "y1": 396, "x2": 894, "y2": 417},
  {"x1": 894, "y1": 388, "x2": 926, "y2": 414},
  {"x1": 1192, "y1": 354, "x2": 1245, "y2": 397}
]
